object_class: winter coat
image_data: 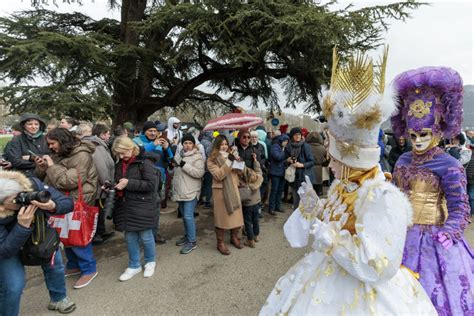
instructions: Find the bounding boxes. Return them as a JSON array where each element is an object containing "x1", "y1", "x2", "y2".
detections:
[
  {"x1": 256, "y1": 130, "x2": 269, "y2": 159},
  {"x1": 207, "y1": 155, "x2": 243, "y2": 230},
  {"x1": 113, "y1": 154, "x2": 158, "y2": 232},
  {"x1": 82, "y1": 135, "x2": 115, "y2": 198},
  {"x1": 133, "y1": 134, "x2": 173, "y2": 180},
  {"x1": 466, "y1": 154, "x2": 474, "y2": 184},
  {"x1": 240, "y1": 161, "x2": 263, "y2": 207},
  {"x1": 0, "y1": 172, "x2": 73, "y2": 259},
  {"x1": 388, "y1": 142, "x2": 411, "y2": 170},
  {"x1": 172, "y1": 148, "x2": 205, "y2": 201},
  {"x1": 305, "y1": 132, "x2": 327, "y2": 185},
  {"x1": 284, "y1": 140, "x2": 316, "y2": 187},
  {"x1": 4, "y1": 114, "x2": 49, "y2": 178},
  {"x1": 37, "y1": 141, "x2": 98, "y2": 205},
  {"x1": 237, "y1": 144, "x2": 263, "y2": 170},
  {"x1": 269, "y1": 135, "x2": 289, "y2": 177},
  {"x1": 167, "y1": 117, "x2": 183, "y2": 143}
]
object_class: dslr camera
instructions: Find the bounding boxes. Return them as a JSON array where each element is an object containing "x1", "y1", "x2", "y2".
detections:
[{"x1": 14, "y1": 191, "x2": 51, "y2": 206}]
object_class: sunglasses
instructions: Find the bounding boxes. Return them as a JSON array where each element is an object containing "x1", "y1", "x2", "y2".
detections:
[{"x1": 241, "y1": 135, "x2": 250, "y2": 139}]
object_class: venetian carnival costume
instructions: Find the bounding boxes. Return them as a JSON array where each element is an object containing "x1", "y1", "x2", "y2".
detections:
[
  {"x1": 391, "y1": 67, "x2": 474, "y2": 315},
  {"x1": 260, "y1": 48, "x2": 436, "y2": 315}
]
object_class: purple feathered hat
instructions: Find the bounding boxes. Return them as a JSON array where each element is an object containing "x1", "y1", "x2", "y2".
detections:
[{"x1": 391, "y1": 66, "x2": 463, "y2": 139}]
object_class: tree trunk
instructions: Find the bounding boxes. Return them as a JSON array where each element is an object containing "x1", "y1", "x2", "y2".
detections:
[{"x1": 111, "y1": 0, "x2": 148, "y2": 127}]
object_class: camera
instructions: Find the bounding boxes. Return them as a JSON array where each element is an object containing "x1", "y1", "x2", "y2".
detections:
[
  {"x1": 14, "y1": 191, "x2": 51, "y2": 206},
  {"x1": 102, "y1": 181, "x2": 116, "y2": 219}
]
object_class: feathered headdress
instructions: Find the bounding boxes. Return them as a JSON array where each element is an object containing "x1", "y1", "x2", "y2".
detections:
[{"x1": 322, "y1": 46, "x2": 395, "y2": 170}]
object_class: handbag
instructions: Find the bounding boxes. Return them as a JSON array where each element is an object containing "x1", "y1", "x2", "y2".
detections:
[
  {"x1": 239, "y1": 186, "x2": 253, "y2": 204},
  {"x1": 49, "y1": 173, "x2": 99, "y2": 247},
  {"x1": 285, "y1": 164, "x2": 296, "y2": 183},
  {"x1": 20, "y1": 210, "x2": 60, "y2": 266}
]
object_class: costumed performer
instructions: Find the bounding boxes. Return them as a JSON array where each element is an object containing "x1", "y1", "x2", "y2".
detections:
[
  {"x1": 391, "y1": 66, "x2": 474, "y2": 315},
  {"x1": 260, "y1": 47, "x2": 436, "y2": 315}
]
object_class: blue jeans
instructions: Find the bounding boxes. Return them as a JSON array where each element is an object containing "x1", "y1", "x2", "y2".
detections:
[
  {"x1": 243, "y1": 204, "x2": 260, "y2": 240},
  {"x1": 269, "y1": 175, "x2": 285, "y2": 212},
  {"x1": 125, "y1": 229, "x2": 156, "y2": 269},
  {"x1": 468, "y1": 184, "x2": 474, "y2": 215},
  {"x1": 178, "y1": 198, "x2": 197, "y2": 243},
  {"x1": 65, "y1": 244, "x2": 96, "y2": 275},
  {"x1": 0, "y1": 251, "x2": 67, "y2": 316}
]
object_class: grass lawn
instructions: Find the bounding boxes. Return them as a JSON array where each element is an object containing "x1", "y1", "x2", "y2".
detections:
[{"x1": 0, "y1": 135, "x2": 13, "y2": 154}]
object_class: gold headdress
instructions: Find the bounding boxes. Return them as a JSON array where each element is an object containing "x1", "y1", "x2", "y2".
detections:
[{"x1": 322, "y1": 46, "x2": 395, "y2": 170}]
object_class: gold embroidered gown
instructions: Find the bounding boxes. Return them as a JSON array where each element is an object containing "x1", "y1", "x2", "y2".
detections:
[{"x1": 260, "y1": 170, "x2": 436, "y2": 315}]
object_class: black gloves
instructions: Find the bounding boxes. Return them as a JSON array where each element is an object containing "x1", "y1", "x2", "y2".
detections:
[{"x1": 179, "y1": 160, "x2": 186, "y2": 168}]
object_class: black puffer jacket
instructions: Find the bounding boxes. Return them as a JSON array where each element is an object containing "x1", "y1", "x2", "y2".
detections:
[
  {"x1": 113, "y1": 153, "x2": 158, "y2": 232},
  {"x1": 4, "y1": 113, "x2": 48, "y2": 177}
]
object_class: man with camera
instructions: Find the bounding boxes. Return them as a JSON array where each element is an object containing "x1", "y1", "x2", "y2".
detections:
[{"x1": 0, "y1": 170, "x2": 76, "y2": 316}]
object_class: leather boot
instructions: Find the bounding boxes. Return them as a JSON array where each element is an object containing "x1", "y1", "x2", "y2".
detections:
[
  {"x1": 215, "y1": 228, "x2": 230, "y2": 255},
  {"x1": 230, "y1": 228, "x2": 243, "y2": 249}
]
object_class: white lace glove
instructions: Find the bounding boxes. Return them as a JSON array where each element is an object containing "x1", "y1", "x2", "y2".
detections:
[
  {"x1": 297, "y1": 175, "x2": 320, "y2": 216},
  {"x1": 311, "y1": 216, "x2": 347, "y2": 253}
]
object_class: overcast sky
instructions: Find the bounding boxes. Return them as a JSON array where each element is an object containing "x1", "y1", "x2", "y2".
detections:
[{"x1": 0, "y1": 0, "x2": 472, "y2": 115}]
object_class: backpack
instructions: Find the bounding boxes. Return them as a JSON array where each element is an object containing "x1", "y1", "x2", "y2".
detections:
[{"x1": 19, "y1": 177, "x2": 60, "y2": 266}]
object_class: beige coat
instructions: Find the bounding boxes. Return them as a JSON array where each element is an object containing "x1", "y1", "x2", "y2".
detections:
[
  {"x1": 207, "y1": 155, "x2": 243, "y2": 229},
  {"x1": 37, "y1": 141, "x2": 98, "y2": 204},
  {"x1": 172, "y1": 148, "x2": 205, "y2": 201}
]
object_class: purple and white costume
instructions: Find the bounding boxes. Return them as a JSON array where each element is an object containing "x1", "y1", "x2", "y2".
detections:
[{"x1": 392, "y1": 67, "x2": 474, "y2": 315}]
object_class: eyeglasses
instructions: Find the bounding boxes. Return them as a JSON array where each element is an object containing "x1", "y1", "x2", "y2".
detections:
[{"x1": 241, "y1": 135, "x2": 250, "y2": 139}]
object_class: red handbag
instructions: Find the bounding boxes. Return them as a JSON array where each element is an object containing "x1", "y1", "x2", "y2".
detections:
[{"x1": 49, "y1": 174, "x2": 99, "y2": 247}]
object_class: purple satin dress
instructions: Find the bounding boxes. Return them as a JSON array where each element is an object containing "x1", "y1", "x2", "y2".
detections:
[{"x1": 393, "y1": 147, "x2": 474, "y2": 315}]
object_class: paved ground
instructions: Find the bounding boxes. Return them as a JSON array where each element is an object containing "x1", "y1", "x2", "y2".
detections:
[
  {"x1": 20, "y1": 201, "x2": 305, "y2": 315},
  {"x1": 20, "y1": 202, "x2": 474, "y2": 315}
]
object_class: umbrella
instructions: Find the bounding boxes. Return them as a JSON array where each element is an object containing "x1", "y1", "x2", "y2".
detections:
[{"x1": 203, "y1": 113, "x2": 264, "y2": 131}]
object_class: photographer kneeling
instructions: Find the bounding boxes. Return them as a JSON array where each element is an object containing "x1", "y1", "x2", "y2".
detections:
[{"x1": 0, "y1": 170, "x2": 75, "y2": 316}]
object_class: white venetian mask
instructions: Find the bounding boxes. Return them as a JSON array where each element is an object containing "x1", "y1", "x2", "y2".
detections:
[{"x1": 408, "y1": 129, "x2": 435, "y2": 153}]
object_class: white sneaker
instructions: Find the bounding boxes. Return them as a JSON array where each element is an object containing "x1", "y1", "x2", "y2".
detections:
[
  {"x1": 119, "y1": 267, "x2": 142, "y2": 282},
  {"x1": 143, "y1": 262, "x2": 156, "y2": 278}
]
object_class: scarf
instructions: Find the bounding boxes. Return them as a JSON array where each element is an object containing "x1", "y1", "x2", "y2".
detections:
[
  {"x1": 289, "y1": 141, "x2": 304, "y2": 161},
  {"x1": 216, "y1": 154, "x2": 241, "y2": 215},
  {"x1": 24, "y1": 130, "x2": 43, "y2": 140},
  {"x1": 116, "y1": 156, "x2": 136, "y2": 198}
]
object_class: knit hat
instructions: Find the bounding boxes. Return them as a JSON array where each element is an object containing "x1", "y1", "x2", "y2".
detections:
[
  {"x1": 181, "y1": 133, "x2": 196, "y2": 145},
  {"x1": 279, "y1": 124, "x2": 289, "y2": 134},
  {"x1": 289, "y1": 127, "x2": 302, "y2": 138},
  {"x1": 142, "y1": 121, "x2": 157, "y2": 133},
  {"x1": 156, "y1": 123, "x2": 167, "y2": 132},
  {"x1": 301, "y1": 128, "x2": 309, "y2": 138}
]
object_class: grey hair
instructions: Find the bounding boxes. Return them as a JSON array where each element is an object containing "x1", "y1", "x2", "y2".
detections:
[
  {"x1": 0, "y1": 178, "x2": 23, "y2": 204},
  {"x1": 250, "y1": 131, "x2": 258, "y2": 137}
]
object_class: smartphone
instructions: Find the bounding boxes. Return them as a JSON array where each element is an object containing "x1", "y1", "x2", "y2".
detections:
[{"x1": 27, "y1": 150, "x2": 39, "y2": 158}]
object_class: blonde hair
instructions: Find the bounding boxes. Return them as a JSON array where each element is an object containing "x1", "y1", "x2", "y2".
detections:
[{"x1": 112, "y1": 137, "x2": 140, "y2": 158}]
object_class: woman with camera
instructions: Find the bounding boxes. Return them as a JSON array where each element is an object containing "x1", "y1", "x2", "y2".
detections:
[
  {"x1": 34, "y1": 128, "x2": 99, "y2": 289},
  {"x1": 284, "y1": 127, "x2": 316, "y2": 210},
  {"x1": 111, "y1": 137, "x2": 158, "y2": 281},
  {"x1": 207, "y1": 135, "x2": 244, "y2": 255},
  {"x1": 172, "y1": 134, "x2": 205, "y2": 254},
  {"x1": 0, "y1": 170, "x2": 76, "y2": 315}
]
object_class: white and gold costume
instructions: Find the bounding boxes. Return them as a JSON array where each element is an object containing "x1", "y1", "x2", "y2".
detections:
[{"x1": 260, "y1": 48, "x2": 436, "y2": 315}]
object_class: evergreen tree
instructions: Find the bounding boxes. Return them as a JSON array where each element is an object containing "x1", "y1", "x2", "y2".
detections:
[{"x1": 0, "y1": 0, "x2": 423, "y2": 124}]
